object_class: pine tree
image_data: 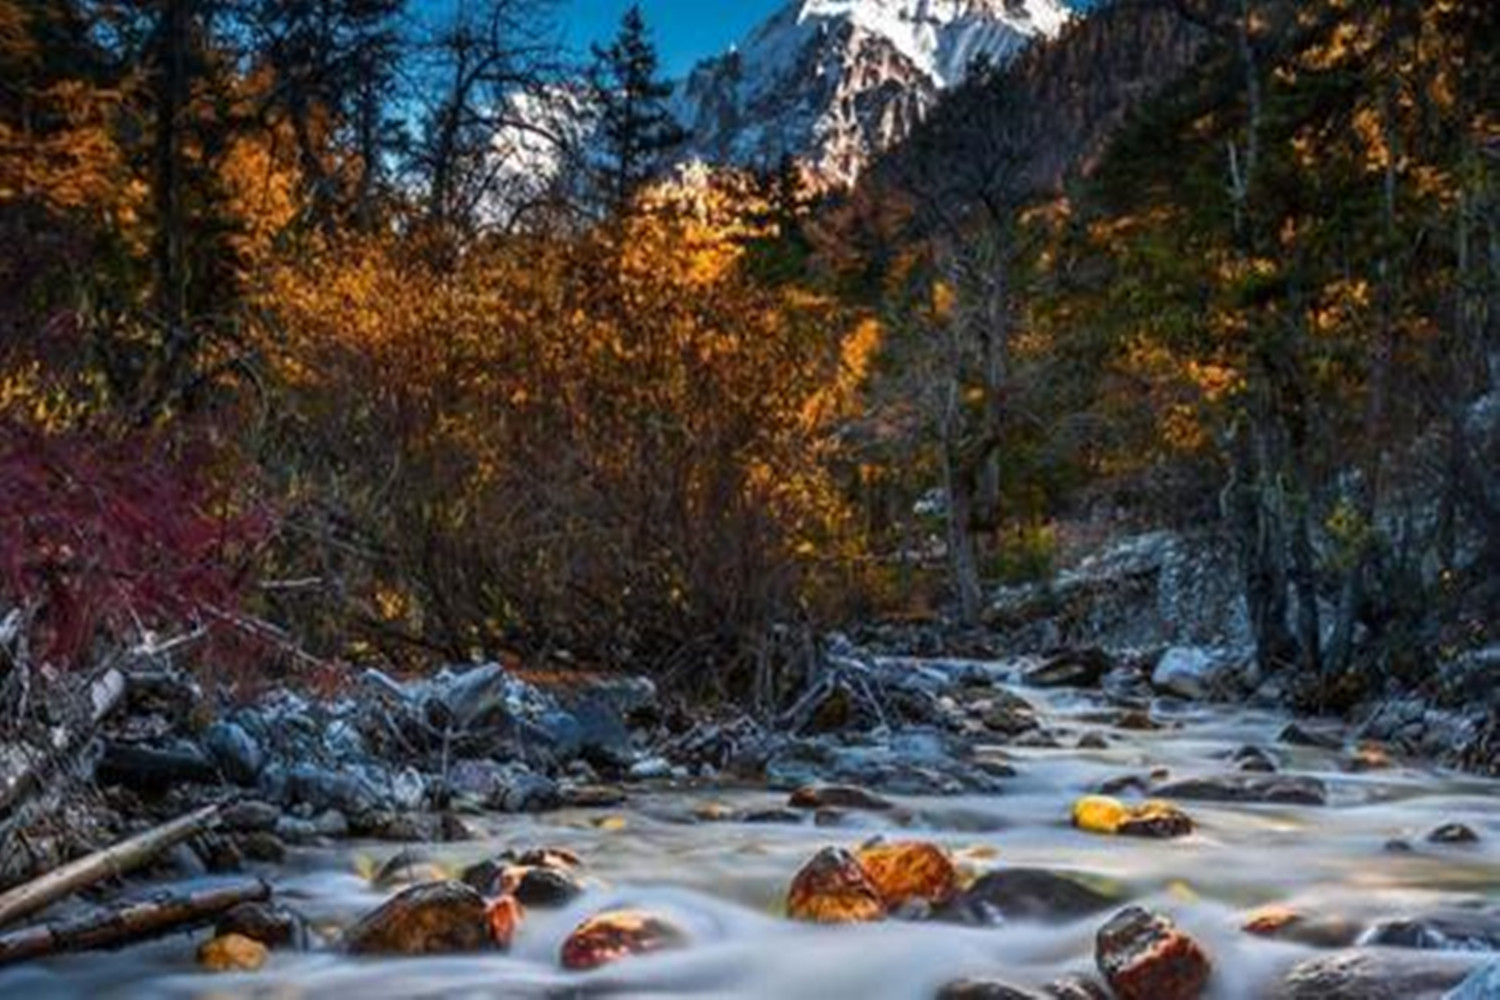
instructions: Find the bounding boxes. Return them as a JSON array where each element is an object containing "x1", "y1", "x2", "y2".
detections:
[{"x1": 588, "y1": 4, "x2": 683, "y2": 215}]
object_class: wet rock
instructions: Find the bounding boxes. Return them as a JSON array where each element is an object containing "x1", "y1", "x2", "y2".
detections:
[
  {"x1": 560, "y1": 783, "x2": 628, "y2": 808},
  {"x1": 1013, "y1": 730, "x2": 1065, "y2": 748},
  {"x1": 486, "y1": 895, "x2": 524, "y2": 948},
  {"x1": 372, "y1": 848, "x2": 447, "y2": 889},
  {"x1": 1115, "y1": 710, "x2": 1160, "y2": 731},
  {"x1": 1279, "y1": 722, "x2": 1344, "y2": 751},
  {"x1": 1364, "y1": 907, "x2": 1500, "y2": 951},
  {"x1": 344, "y1": 881, "x2": 492, "y2": 955},
  {"x1": 1097, "y1": 774, "x2": 1153, "y2": 796},
  {"x1": 353, "y1": 810, "x2": 444, "y2": 842},
  {"x1": 854, "y1": 841, "x2": 959, "y2": 909},
  {"x1": 743, "y1": 807, "x2": 806, "y2": 824},
  {"x1": 205, "y1": 721, "x2": 264, "y2": 785},
  {"x1": 1077, "y1": 733, "x2": 1109, "y2": 750},
  {"x1": 1448, "y1": 962, "x2": 1500, "y2": 999},
  {"x1": 982, "y1": 701, "x2": 1041, "y2": 737},
  {"x1": 1240, "y1": 905, "x2": 1363, "y2": 948},
  {"x1": 1345, "y1": 742, "x2": 1394, "y2": 772},
  {"x1": 1152, "y1": 646, "x2": 1248, "y2": 700},
  {"x1": 197, "y1": 932, "x2": 268, "y2": 972},
  {"x1": 1042, "y1": 974, "x2": 1111, "y2": 999},
  {"x1": 215, "y1": 901, "x2": 308, "y2": 950},
  {"x1": 951, "y1": 868, "x2": 1116, "y2": 923},
  {"x1": 461, "y1": 858, "x2": 584, "y2": 908},
  {"x1": 239, "y1": 831, "x2": 287, "y2": 863},
  {"x1": 284, "y1": 765, "x2": 384, "y2": 818},
  {"x1": 1273, "y1": 950, "x2": 1479, "y2": 999},
  {"x1": 1095, "y1": 906, "x2": 1211, "y2": 1000},
  {"x1": 1230, "y1": 746, "x2": 1278, "y2": 773},
  {"x1": 1153, "y1": 773, "x2": 1327, "y2": 806},
  {"x1": 1428, "y1": 823, "x2": 1481, "y2": 845},
  {"x1": 786, "y1": 847, "x2": 886, "y2": 923},
  {"x1": 1386, "y1": 838, "x2": 1416, "y2": 854},
  {"x1": 627, "y1": 756, "x2": 674, "y2": 781},
  {"x1": 445, "y1": 759, "x2": 559, "y2": 813},
  {"x1": 789, "y1": 784, "x2": 896, "y2": 812},
  {"x1": 222, "y1": 800, "x2": 281, "y2": 833},
  {"x1": 1025, "y1": 649, "x2": 1115, "y2": 689},
  {"x1": 936, "y1": 980, "x2": 1044, "y2": 1000},
  {"x1": 559, "y1": 909, "x2": 688, "y2": 970},
  {"x1": 1071, "y1": 796, "x2": 1193, "y2": 838}
]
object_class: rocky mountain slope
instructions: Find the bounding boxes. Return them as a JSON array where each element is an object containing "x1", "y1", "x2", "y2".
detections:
[{"x1": 672, "y1": 0, "x2": 1071, "y2": 183}]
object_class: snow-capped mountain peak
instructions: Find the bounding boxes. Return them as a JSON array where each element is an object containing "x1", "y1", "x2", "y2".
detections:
[{"x1": 672, "y1": 0, "x2": 1071, "y2": 183}]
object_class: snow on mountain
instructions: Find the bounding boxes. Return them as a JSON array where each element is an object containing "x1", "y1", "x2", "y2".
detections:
[
  {"x1": 490, "y1": 0, "x2": 1071, "y2": 201},
  {"x1": 671, "y1": 0, "x2": 1071, "y2": 183}
]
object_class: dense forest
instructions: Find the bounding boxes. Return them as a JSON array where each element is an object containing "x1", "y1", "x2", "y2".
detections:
[{"x1": 0, "y1": 0, "x2": 1498, "y2": 996}]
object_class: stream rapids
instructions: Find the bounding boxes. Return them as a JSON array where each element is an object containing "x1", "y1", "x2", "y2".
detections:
[{"x1": 2, "y1": 659, "x2": 1496, "y2": 999}]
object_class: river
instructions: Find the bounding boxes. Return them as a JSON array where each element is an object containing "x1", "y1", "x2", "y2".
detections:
[{"x1": 2, "y1": 660, "x2": 1496, "y2": 999}]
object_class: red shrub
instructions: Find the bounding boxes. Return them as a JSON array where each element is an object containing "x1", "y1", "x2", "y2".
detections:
[{"x1": 0, "y1": 424, "x2": 271, "y2": 668}]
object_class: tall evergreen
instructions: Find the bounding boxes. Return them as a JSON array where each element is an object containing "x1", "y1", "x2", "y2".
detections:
[{"x1": 588, "y1": 4, "x2": 683, "y2": 215}]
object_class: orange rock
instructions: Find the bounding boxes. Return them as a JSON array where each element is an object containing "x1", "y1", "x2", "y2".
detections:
[
  {"x1": 486, "y1": 895, "x2": 525, "y2": 948},
  {"x1": 1095, "y1": 906, "x2": 1211, "y2": 1000},
  {"x1": 560, "y1": 909, "x2": 688, "y2": 971},
  {"x1": 198, "y1": 932, "x2": 268, "y2": 972},
  {"x1": 1242, "y1": 905, "x2": 1301, "y2": 936},
  {"x1": 786, "y1": 847, "x2": 886, "y2": 923},
  {"x1": 854, "y1": 841, "x2": 959, "y2": 909},
  {"x1": 343, "y1": 881, "x2": 492, "y2": 956}
]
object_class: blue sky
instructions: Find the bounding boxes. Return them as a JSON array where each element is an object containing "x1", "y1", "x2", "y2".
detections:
[{"x1": 558, "y1": 2, "x2": 780, "y2": 76}]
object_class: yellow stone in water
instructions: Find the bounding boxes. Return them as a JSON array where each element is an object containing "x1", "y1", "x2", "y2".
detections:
[
  {"x1": 595, "y1": 815, "x2": 628, "y2": 831},
  {"x1": 197, "y1": 933, "x2": 268, "y2": 973},
  {"x1": 1072, "y1": 795, "x2": 1131, "y2": 834}
]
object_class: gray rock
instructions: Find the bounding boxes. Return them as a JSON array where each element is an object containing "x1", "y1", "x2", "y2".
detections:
[
  {"x1": 284, "y1": 764, "x2": 385, "y2": 817},
  {"x1": 1275, "y1": 950, "x2": 1480, "y2": 999},
  {"x1": 205, "y1": 721, "x2": 264, "y2": 785},
  {"x1": 951, "y1": 868, "x2": 1117, "y2": 924},
  {"x1": 1152, "y1": 646, "x2": 1249, "y2": 700},
  {"x1": 222, "y1": 799, "x2": 281, "y2": 832},
  {"x1": 1364, "y1": 908, "x2": 1500, "y2": 952},
  {"x1": 1154, "y1": 772, "x2": 1328, "y2": 806}
]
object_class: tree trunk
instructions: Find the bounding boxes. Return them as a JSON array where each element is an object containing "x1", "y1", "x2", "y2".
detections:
[
  {"x1": 0, "y1": 878, "x2": 267, "y2": 967},
  {"x1": 0, "y1": 804, "x2": 222, "y2": 930}
]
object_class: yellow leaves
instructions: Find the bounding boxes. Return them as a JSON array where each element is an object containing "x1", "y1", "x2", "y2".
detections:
[{"x1": 1071, "y1": 795, "x2": 1130, "y2": 834}]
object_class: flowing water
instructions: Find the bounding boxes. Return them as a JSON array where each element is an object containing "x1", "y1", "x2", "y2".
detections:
[{"x1": 3, "y1": 661, "x2": 1497, "y2": 999}]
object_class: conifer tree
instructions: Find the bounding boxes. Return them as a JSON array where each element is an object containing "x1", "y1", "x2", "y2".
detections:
[{"x1": 588, "y1": 4, "x2": 683, "y2": 215}]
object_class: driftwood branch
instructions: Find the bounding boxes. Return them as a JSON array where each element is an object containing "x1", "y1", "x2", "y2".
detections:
[
  {"x1": 0, "y1": 804, "x2": 222, "y2": 930},
  {"x1": 0, "y1": 877, "x2": 268, "y2": 967}
]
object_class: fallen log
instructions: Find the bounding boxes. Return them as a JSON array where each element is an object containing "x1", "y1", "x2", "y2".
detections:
[
  {"x1": 0, "y1": 877, "x2": 269, "y2": 967},
  {"x1": 0, "y1": 804, "x2": 222, "y2": 930},
  {"x1": 0, "y1": 666, "x2": 126, "y2": 817},
  {"x1": 96, "y1": 741, "x2": 219, "y2": 789}
]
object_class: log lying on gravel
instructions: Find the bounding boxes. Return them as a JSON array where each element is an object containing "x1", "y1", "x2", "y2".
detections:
[
  {"x1": 0, "y1": 878, "x2": 269, "y2": 967},
  {"x1": 0, "y1": 804, "x2": 222, "y2": 930}
]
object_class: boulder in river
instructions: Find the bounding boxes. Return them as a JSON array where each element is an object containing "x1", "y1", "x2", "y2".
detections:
[
  {"x1": 1364, "y1": 907, "x2": 1500, "y2": 951},
  {"x1": 950, "y1": 868, "x2": 1116, "y2": 923},
  {"x1": 215, "y1": 901, "x2": 308, "y2": 949},
  {"x1": 197, "y1": 932, "x2": 268, "y2": 972},
  {"x1": 789, "y1": 784, "x2": 897, "y2": 812},
  {"x1": 1427, "y1": 823, "x2": 1481, "y2": 845},
  {"x1": 1278, "y1": 722, "x2": 1344, "y2": 750},
  {"x1": 787, "y1": 846, "x2": 887, "y2": 923},
  {"x1": 853, "y1": 841, "x2": 959, "y2": 909},
  {"x1": 343, "y1": 881, "x2": 492, "y2": 955},
  {"x1": 559, "y1": 909, "x2": 688, "y2": 971},
  {"x1": 1095, "y1": 906, "x2": 1211, "y2": 1000},
  {"x1": 1239, "y1": 904, "x2": 1363, "y2": 948},
  {"x1": 1272, "y1": 949, "x2": 1480, "y2": 999},
  {"x1": 1025, "y1": 649, "x2": 1116, "y2": 689},
  {"x1": 1071, "y1": 796, "x2": 1193, "y2": 838},
  {"x1": 1151, "y1": 646, "x2": 1249, "y2": 700},
  {"x1": 1152, "y1": 773, "x2": 1327, "y2": 806}
]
